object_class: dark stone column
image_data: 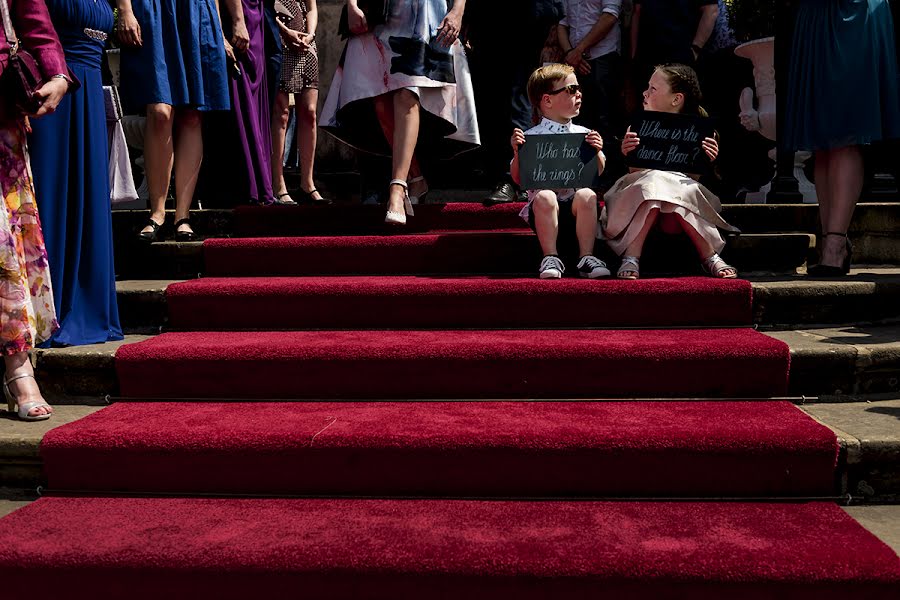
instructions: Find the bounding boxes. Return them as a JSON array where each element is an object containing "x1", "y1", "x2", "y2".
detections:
[{"x1": 769, "y1": 0, "x2": 801, "y2": 203}]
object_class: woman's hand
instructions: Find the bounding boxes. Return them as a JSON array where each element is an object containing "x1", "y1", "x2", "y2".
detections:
[
  {"x1": 510, "y1": 128, "x2": 526, "y2": 153},
  {"x1": 435, "y1": 10, "x2": 462, "y2": 47},
  {"x1": 30, "y1": 78, "x2": 69, "y2": 117},
  {"x1": 299, "y1": 33, "x2": 315, "y2": 50},
  {"x1": 231, "y1": 20, "x2": 250, "y2": 53},
  {"x1": 702, "y1": 136, "x2": 718, "y2": 162},
  {"x1": 117, "y1": 10, "x2": 142, "y2": 47},
  {"x1": 223, "y1": 39, "x2": 236, "y2": 62},
  {"x1": 585, "y1": 130, "x2": 604, "y2": 154},
  {"x1": 283, "y1": 29, "x2": 305, "y2": 50},
  {"x1": 348, "y1": 3, "x2": 368, "y2": 35},
  {"x1": 621, "y1": 126, "x2": 640, "y2": 156}
]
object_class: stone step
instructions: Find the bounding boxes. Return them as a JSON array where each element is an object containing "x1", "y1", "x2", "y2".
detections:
[
  {"x1": 115, "y1": 232, "x2": 812, "y2": 279},
  {"x1": 2, "y1": 400, "x2": 897, "y2": 503},
  {"x1": 28, "y1": 324, "x2": 900, "y2": 403},
  {"x1": 114, "y1": 268, "x2": 900, "y2": 334},
  {"x1": 111, "y1": 202, "x2": 900, "y2": 239}
]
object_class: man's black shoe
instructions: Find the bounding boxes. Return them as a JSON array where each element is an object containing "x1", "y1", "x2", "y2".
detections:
[{"x1": 485, "y1": 181, "x2": 519, "y2": 203}]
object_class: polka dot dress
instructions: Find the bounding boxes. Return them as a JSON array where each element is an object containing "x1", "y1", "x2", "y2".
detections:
[{"x1": 278, "y1": 0, "x2": 319, "y2": 92}]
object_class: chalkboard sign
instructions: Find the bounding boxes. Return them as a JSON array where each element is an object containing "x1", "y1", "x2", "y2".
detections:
[
  {"x1": 518, "y1": 133, "x2": 598, "y2": 190},
  {"x1": 626, "y1": 111, "x2": 715, "y2": 174}
]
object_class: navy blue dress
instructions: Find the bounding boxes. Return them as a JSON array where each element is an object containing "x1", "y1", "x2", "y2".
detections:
[
  {"x1": 119, "y1": 0, "x2": 230, "y2": 111},
  {"x1": 785, "y1": 0, "x2": 900, "y2": 151},
  {"x1": 29, "y1": 0, "x2": 123, "y2": 347}
]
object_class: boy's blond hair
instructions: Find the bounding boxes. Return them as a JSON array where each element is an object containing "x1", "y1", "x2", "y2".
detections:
[{"x1": 527, "y1": 63, "x2": 575, "y2": 125}]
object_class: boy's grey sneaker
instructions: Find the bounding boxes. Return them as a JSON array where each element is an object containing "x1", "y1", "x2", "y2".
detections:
[
  {"x1": 539, "y1": 255, "x2": 565, "y2": 279},
  {"x1": 577, "y1": 255, "x2": 611, "y2": 279}
]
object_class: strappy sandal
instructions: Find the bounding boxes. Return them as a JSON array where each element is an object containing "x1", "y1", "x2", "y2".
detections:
[
  {"x1": 807, "y1": 231, "x2": 852, "y2": 277},
  {"x1": 702, "y1": 253, "x2": 738, "y2": 278},
  {"x1": 617, "y1": 256, "x2": 640, "y2": 280},
  {"x1": 138, "y1": 217, "x2": 163, "y2": 243},
  {"x1": 4, "y1": 373, "x2": 51, "y2": 421},
  {"x1": 298, "y1": 188, "x2": 332, "y2": 205},
  {"x1": 385, "y1": 179, "x2": 415, "y2": 225},
  {"x1": 174, "y1": 218, "x2": 197, "y2": 242},
  {"x1": 273, "y1": 192, "x2": 297, "y2": 205}
]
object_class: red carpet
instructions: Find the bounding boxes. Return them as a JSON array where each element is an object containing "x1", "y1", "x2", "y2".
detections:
[
  {"x1": 114, "y1": 328, "x2": 790, "y2": 399},
  {"x1": 204, "y1": 232, "x2": 540, "y2": 276},
  {"x1": 0, "y1": 498, "x2": 896, "y2": 599},
  {"x1": 234, "y1": 202, "x2": 529, "y2": 236},
  {"x1": 166, "y1": 276, "x2": 753, "y2": 329},
  {"x1": 41, "y1": 401, "x2": 836, "y2": 496}
]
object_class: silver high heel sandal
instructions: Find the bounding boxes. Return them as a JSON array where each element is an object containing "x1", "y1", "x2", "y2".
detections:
[
  {"x1": 4, "y1": 373, "x2": 52, "y2": 421},
  {"x1": 384, "y1": 179, "x2": 415, "y2": 225}
]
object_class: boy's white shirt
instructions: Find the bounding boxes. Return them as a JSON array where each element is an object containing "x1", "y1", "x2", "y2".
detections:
[{"x1": 516, "y1": 117, "x2": 593, "y2": 221}]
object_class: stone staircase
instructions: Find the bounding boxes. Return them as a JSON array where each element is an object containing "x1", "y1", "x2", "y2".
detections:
[{"x1": 1, "y1": 196, "x2": 899, "y2": 595}]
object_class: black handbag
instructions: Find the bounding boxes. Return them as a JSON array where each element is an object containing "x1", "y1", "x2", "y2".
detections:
[
  {"x1": 337, "y1": 0, "x2": 389, "y2": 40},
  {"x1": 0, "y1": 0, "x2": 44, "y2": 115}
]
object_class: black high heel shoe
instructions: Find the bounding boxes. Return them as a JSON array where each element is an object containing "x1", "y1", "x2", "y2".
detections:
[
  {"x1": 174, "y1": 218, "x2": 197, "y2": 242},
  {"x1": 298, "y1": 188, "x2": 331, "y2": 205},
  {"x1": 138, "y1": 218, "x2": 163, "y2": 243},
  {"x1": 807, "y1": 231, "x2": 852, "y2": 277}
]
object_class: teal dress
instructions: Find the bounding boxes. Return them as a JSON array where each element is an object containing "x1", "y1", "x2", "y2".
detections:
[{"x1": 784, "y1": 0, "x2": 900, "y2": 151}]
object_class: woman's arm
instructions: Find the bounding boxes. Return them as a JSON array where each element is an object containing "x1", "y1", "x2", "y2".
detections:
[
  {"x1": 306, "y1": 0, "x2": 317, "y2": 37},
  {"x1": 15, "y1": 0, "x2": 69, "y2": 78},
  {"x1": 436, "y1": 0, "x2": 464, "y2": 47}
]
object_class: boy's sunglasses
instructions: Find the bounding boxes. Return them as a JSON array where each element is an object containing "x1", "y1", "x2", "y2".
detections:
[{"x1": 547, "y1": 84, "x2": 581, "y2": 96}]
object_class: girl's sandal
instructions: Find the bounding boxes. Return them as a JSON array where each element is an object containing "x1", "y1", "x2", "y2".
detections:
[
  {"x1": 702, "y1": 253, "x2": 738, "y2": 278},
  {"x1": 617, "y1": 256, "x2": 640, "y2": 280},
  {"x1": 4, "y1": 374, "x2": 51, "y2": 421}
]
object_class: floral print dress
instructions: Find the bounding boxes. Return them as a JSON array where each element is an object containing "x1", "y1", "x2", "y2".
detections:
[{"x1": 0, "y1": 121, "x2": 58, "y2": 354}]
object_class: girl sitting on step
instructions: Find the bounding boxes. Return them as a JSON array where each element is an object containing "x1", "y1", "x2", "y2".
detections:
[{"x1": 601, "y1": 64, "x2": 740, "y2": 280}]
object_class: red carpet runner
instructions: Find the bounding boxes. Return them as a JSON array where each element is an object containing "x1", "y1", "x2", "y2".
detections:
[
  {"x1": 0, "y1": 498, "x2": 896, "y2": 599},
  {"x1": 114, "y1": 328, "x2": 790, "y2": 399},
  {"x1": 41, "y1": 401, "x2": 837, "y2": 496},
  {"x1": 166, "y1": 276, "x2": 753, "y2": 329}
]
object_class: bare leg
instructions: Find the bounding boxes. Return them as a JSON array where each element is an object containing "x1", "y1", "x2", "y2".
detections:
[
  {"x1": 387, "y1": 89, "x2": 420, "y2": 213},
  {"x1": 141, "y1": 103, "x2": 175, "y2": 234},
  {"x1": 3, "y1": 352, "x2": 50, "y2": 417},
  {"x1": 271, "y1": 90, "x2": 292, "y2": 200},
  {"x1": 672, "y1": 213, "x2": 736, "y2": 277},
  {"x1": 814, "y1": 148, "x2": 832, "y2": 244},
  {"x1": 296, "y1": 88, "x2": 323, "y2": 201},
  {"x1": 172, "y1": 109, "x2": 203, "y2": 235},
  {"x1": 619, "y1": 208, "x2": 660, "y2": 277},
  {"x1": 374, "y1": 93, "x2": 425, "y2": 198},
  {"x1": 571, "y1": 188, "x2": 598, "y2": 257},
  {"x1": 532, "y1": 190, "x2": 560, "y2": 256},
  {"x1": 819, "y1": 145, "x2": 863, "y2": 267}
]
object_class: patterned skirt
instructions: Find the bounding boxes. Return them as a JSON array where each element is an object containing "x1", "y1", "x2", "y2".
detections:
[
  {"x1": 0, "y1": 120, "x2": 58, "y2": 354},
  {"x1": 278, "y1": 0, "x2": 319, "y2": 92}
]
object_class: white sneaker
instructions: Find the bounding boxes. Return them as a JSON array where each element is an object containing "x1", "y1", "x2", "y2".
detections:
[
  {"x1": 539, "y1": 255, "x2": 565, "y2": 279},
  {"x1": 577, "y1": 255, "x2": 611, "y2": 279}
]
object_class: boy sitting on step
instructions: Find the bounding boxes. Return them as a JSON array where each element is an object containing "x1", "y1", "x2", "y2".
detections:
[{"x1": 510, "y1": 63, "x2": 610, "y2": 279}]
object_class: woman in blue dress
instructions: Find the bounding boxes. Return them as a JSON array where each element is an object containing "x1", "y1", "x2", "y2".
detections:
[
  {"x1": 28, "y1": 0, "x2": 123, "y2": 347},
  {"x1": 116, "y1": 0, "x2": 237, "y2": 241},
  {"x1": 785, "y1": 0, "x2": 900, "y2": 276}
]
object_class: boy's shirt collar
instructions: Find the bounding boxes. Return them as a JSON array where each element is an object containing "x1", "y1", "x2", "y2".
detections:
[{"x1": 535, "y1": 116, "x2": 574, "y2": 133}]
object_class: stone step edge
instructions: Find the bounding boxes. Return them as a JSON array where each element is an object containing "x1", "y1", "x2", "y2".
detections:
[
  {"x1": 30, "y1": 324, "x2": 900, "y2": 402},
  {"x1": 116, "y1": 269, "x2": 900, "y2": 332},
  {"x1": 1, "y1": 400, "x2": 897, "y2": 504}
]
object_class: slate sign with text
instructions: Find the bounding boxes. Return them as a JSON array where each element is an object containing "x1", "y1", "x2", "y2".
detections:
[
  {"x1": 626, "y1": 111, "x2": 715, "y2": 174},
  {"x1": 519, "y1": 133, "x2": 598, "y2": 190}
]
